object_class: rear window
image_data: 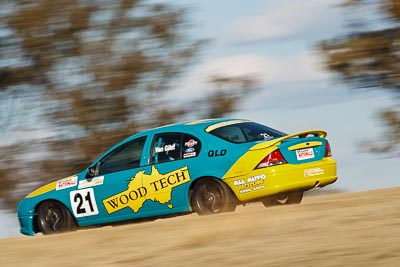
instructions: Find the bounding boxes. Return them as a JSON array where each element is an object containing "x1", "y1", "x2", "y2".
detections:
[{"x1": 209, "y1": 122, "x2": 286, "y2": 143}]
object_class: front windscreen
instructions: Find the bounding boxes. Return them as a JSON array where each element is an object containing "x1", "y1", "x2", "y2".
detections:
[{"x1": 209, "y1": 122, "x2": 286, "y2": 143}]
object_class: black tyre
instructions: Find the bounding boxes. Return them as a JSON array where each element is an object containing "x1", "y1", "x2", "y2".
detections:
[
  {"x1": 262, "y1": 191, "x2": 303, "y2": 207},
  {"x1": 191, "y1": 178, "x2": 236, "y2": 215},
  {"x1": 36, "y1": 200, "x2": 77, "y2": 235}
]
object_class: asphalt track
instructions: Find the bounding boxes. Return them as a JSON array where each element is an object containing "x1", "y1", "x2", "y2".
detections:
[{"x1": 1, "y1": 187, "x2": 399, "y2": 266}]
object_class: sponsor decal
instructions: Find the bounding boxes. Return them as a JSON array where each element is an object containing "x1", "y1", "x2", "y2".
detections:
[
  {"x1": 240, "y1": 186, "x2": 264, "y2": 194},
  {"x1": 70, "y1": 188, "x2": 99, "y2": 218},
  {"x1": 240, "y1": 189, "x2": 251, "y2": 194},
  {"x1": 208, "y1": 149, "x2": 227, "y2": 157},
  {"x1": 304, "y1": 167, "x2": 325, "y2": 177},
  {"x1": 78, "y1": 176, "x2": 104, "y2": 189},
  {"x1": 103, "y1": 166, "x2": 191, "y2": 214},
  {"x1": 155, "y1": 143, "x2": 176, "y2": 153},
  {"x1": 260, "y1": 133, "x2": 273, "y2": 140},
  {"x1": 233, "y1": 174, "x2": 266, "y2": 194},
  {"x1": 183, "y1": 152, "x2": 196, "y2": 158},
  {"x1": 185, "y1": 147, "x2": 195, "y2": 153},
  {"x1": 296, "y1": 148, "x2": 314, "y2": 160},
  {"x1": 184, "y1": 139, "x2": 198, "y2": 148},
  {"x1": 56, "y1": 175, "x2": 78, "y2": 191}
]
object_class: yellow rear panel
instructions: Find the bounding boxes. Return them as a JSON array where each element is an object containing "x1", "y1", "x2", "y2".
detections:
[{"x1": 223, "y1": 157, "x2": 337, "y2": 202}]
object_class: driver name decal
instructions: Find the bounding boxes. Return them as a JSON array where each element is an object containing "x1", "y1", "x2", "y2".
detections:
[{"x1": 103, "y1": 166, "x2": 191, "y2": 214}]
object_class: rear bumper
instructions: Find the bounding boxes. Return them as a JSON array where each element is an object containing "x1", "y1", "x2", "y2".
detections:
[{"x1": 224, "y1": 158, "x2": 337, "y2": 202}]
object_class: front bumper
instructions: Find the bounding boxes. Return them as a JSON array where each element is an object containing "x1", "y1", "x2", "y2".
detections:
[
  {"x1": 18, "y1": 214, "x2": 35, "y2": 236},
  {"x1": 17, "y1": 199, "x2": 36, "y2": 236}
]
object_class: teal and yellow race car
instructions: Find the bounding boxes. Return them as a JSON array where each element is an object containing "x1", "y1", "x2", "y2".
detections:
[{"x1": 17, "y1": 119, "x2": 337, "y2": 236}]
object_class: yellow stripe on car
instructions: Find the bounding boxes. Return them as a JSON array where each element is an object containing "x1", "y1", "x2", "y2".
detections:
[
  {"x1": 26, "y1": 182, "x2": 57, "y2": 198},
  {"x1": 205, "y1": 119, "x2": 250, "y2": 132}
]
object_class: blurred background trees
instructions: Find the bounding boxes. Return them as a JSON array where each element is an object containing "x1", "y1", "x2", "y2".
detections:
[
  {"x1": 319, "y1": 0, "x2": 400, "y2": 156},
  {"x1": 0, "y1": 0, "x2": 257, "y2": 210}
]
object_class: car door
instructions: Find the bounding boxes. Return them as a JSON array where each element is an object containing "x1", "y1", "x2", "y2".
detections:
[
  {"x1": 140, "y1": 132, "x2": 202, "y2": 214},
  {"x1": 72, "y1": 136, "x2": 152, "y2": 225}
]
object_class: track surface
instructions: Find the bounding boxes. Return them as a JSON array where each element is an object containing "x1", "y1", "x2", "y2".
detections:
[{"x1": 1, "y1": 187, "x2": 400, "y2": 266}]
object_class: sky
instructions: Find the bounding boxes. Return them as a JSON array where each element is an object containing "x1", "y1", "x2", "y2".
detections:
[
  {"x1": 166, "y1": 0, "x2": 399, "y2": 191},
  {"x1": 1, "y1": 0, "x2": 399, "y2": 238}
]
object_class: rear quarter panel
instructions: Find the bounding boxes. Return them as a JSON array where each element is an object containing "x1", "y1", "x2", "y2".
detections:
[{"x1": 191, "y1": 132, "x2": 254, "y2": 181}]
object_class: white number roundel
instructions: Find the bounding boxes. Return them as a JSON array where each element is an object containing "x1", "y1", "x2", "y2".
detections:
[{"x1": 70, "y1": 188, "x2": 99, "y2": 218}]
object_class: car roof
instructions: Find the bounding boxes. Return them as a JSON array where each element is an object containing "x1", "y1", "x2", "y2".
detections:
[
  {"x1": 123, "y1": 118, "x2": 250, "y2": 141},
  {"x1": 151, "y1": 118, "x2": 250, "y2": 132}
]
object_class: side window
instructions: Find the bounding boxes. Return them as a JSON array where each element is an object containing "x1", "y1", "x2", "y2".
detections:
[
  {"x1": 98, "y1": 137, "x2": 146, "y2": 175},
  {"x1": 211, "y1": 126, "x2": 246, "y2": 142},
  {"x1": 150, "y1": 133, "x2": 202, "y2": 164},
  {"x1": 182, "y1": 134, "x2": 201, "y2": 159},
  {"x1": 151, "y1": 133, "x2": 182, "y2": 164}
]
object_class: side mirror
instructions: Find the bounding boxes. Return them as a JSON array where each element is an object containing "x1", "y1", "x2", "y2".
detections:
[
  {"x1": 88, "y1": 166, "x2": 96, "y2": 177},
  {"x1": 87, "y1": 162, "x2": 100, "y2": 178}
]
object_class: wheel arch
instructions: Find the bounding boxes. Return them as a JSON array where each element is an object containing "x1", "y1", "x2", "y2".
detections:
[
  {"x1": 188, "y1": 176, "x2": 239, "y2": 206},
  {"x1": 33, "y1": 198, "x2": 77, "y2": 233}
]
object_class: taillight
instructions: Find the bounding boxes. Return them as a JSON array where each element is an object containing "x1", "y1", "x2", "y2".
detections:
[
  {"x1": 255, "y1": 149, "x2": 287, "y2": 169},
  {"x1": 325, "y1": 140, "x2": 332, "y2": 157}
]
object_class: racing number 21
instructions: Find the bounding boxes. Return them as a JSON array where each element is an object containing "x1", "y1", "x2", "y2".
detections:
[{"x1": 70, "y1": 188, "x2": 99, "y2": 218}]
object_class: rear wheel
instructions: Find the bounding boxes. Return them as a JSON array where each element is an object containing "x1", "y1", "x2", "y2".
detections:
[
  {"x1": 191, "y1": 178, "x2": 236, "y2": 215},
  {"x1": 37, "y1": 200, "x2": 76, "y2": 235},
  {"x1": 262, "y1": 191, "x2": 303, "y2": 207}
]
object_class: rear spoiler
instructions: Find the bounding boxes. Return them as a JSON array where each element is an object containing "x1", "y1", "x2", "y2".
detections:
[{"x1": 249, "y1": 130, "x2": 327, "y2": 151}]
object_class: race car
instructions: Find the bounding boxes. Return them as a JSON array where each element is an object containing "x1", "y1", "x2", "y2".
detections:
[{"x1": 18, "y1": 119, "x2": 337, "y2": 236}]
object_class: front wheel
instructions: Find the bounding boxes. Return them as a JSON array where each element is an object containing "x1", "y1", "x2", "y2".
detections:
[
  {"x1": 191, "y1": 178, "x2": 236, "y2": 215},
  {"x1": 262, "y1": 191, "x2": 303, "y2": 207},
  {"x1": 36, "y1": 200, "x2": 77, "y2": 235}
]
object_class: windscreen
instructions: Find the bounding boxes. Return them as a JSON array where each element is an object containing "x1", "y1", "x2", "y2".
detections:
[{"x1": 209, "y1": 122, "x2": 286, "y2": 143}]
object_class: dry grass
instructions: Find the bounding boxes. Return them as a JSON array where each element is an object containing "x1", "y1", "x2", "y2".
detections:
[{"x1": 1, "y1": 187, "x2": 400, "y2": 266}]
